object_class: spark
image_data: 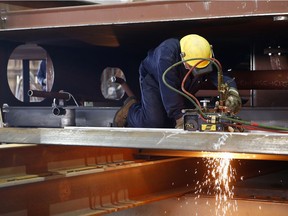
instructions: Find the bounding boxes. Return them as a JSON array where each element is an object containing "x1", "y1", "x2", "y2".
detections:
[{"x1": 194, "y1": 154, "x2": 238, "y2": 215}]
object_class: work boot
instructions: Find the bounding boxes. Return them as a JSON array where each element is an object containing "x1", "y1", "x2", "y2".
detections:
[
  {"x1": 113, "y1": 96, "x2": 137, "y2": 127},
  {"x1": 175, "y1": 117, "x2": 184, "y2": 129}
]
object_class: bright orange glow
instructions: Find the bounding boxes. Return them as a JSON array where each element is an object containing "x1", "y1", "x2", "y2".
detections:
[
  {"x1": 194, "y1": 154, "x2": 238, "y2": 215},
  {"x1": 202, "y1": 152, "x2": 234, "y2": 159}
]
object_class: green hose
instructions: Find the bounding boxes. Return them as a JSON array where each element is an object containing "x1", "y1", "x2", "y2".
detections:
[
  {"x1": 162, "y1": 57, "x2": 222, "y2": 118},
  {"x1": 162, "y1": 57, "x2": 288, "y2": 132},
  {"x1": 221, "y1": 115, "x2": 288, "y2": 132}
]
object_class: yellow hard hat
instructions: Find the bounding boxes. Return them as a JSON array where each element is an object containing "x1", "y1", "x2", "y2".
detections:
[{"x1": 180, "y1": 34, "x2": 212, "y2": 68}]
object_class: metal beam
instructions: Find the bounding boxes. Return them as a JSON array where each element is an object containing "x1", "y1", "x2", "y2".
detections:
[
  {"x1": 138, "y1": 150, "x2": 288, "y2": 161},
  {"x1": 1, "y1": 127, "x2": 288, "y2": 160},
  {"x1": 1, "y1": 1, "x2": 288, "y2": 30},
  {"x1": 0, "y1": 154, "x2": 198, "y2": 215}
]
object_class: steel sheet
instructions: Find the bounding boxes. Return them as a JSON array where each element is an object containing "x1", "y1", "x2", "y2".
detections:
[
  {"x1": 2, "y1": 1, "x2": 288, "y2": 30},
  {"x1": 1, "y1": 127, "x2": 288, "y2": 160}
]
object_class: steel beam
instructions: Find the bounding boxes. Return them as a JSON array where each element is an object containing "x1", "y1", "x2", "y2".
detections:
[
  {"x1": 0, "y1": 144, "x2": 205, "y2": 215},
  {"x1": 0, "y1": 157, "x2": 198, "y2": 215},
  {"x1": 1, "y1": 1, "x2": 288, "y2": 30},
  {"x1": 1, "y1": 127, "x2": 288, "y2": 160},
  {"x1": 1, "y1": 144, "x2": 286, "y2": 215}
]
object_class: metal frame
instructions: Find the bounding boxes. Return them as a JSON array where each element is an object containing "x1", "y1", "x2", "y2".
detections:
[
  {"x1": 0, "y1": 144, "x2": 199, "y2": 215},
  {"x1": 1, "y1": 1, "x2": 288, "y2": 30}
]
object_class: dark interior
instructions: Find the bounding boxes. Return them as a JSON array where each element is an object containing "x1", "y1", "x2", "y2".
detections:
[{"x1": 0, "y1": 6, "x2": 287, "y2": 107}]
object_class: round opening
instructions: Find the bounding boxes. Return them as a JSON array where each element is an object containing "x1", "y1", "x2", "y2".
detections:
[
  {"x1": 7, "y1": 44, "x2": 54, "y2": 102},
  {"x1": 100, "y1": 67, "x2": 126, "y2": 100}
]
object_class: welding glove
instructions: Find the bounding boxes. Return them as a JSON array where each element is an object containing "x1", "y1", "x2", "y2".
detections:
[
  {"x1": 175, "y1": 117, "x2": 184, "y2": 129},
  {"x1": 225, "y1": 87, "x2": 242, "y2": 114}
]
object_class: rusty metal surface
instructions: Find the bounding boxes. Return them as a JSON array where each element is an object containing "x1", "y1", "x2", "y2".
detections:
[
  {"x1": 1, "y1": 1, "x2": 288, "y2": 30},
  {"x1": 0, "y1": 1, "x2": 95, "y2": 11},
  {"x1": 106, "y1": 166, "x2": 288, "y2": 216},
  {"x1": 196, "y1": 70, "x2": 288, "y2": 90},
  {"x1": 0, "y1": 1, "x2": 287, "y2": 49},
  {"x1": 108, "y1": 195, "x2": 288, "y2": 216},
  {"x1": 1, "y1": 127, "x2": 288, "y2": 160},
  {"x1": 0, "y1": 144, "x2": 202, "y2": 215},
  {"x1": 1, "y1": 144, "x2": 287, "y2": 215},
  {"x1": 220, "y1": 70, "x2": 288, "y2": 90}
]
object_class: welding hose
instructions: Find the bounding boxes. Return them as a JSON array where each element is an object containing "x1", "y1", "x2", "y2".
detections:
[
  {"x1": 162, "y1": 58, "x2": 288, "y2": 132},
  {"x1": 181, "y1": 60, "x2": 208, "y2": 121},
  {"x1": 162, "y1": 57, "x2": 222, "y2": 119},
  {"x1": 220, "y1": 115, "x2": 288, "y2": 132}
]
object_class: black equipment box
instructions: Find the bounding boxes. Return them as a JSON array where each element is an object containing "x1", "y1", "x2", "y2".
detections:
[{"x1": 183, "y1": 111, "x2": 225, "y2": 132}]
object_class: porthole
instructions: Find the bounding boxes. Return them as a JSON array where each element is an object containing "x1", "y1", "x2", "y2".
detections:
[
  {"x1": 100, "y1": 67, "x2": 126, "y2": 100},
  {"x1": 7, "y1": 44, "x2": 54, "y2": 102}
]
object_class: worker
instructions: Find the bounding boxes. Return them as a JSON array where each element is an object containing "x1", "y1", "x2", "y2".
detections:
[{"x1": 113, "y1": 34, "x2": 241, "y2": 128}]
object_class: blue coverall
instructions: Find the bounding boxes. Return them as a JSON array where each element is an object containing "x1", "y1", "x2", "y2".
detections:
[{"x1": 127, "y1": 38, "x2": 236, "y2": 128}]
